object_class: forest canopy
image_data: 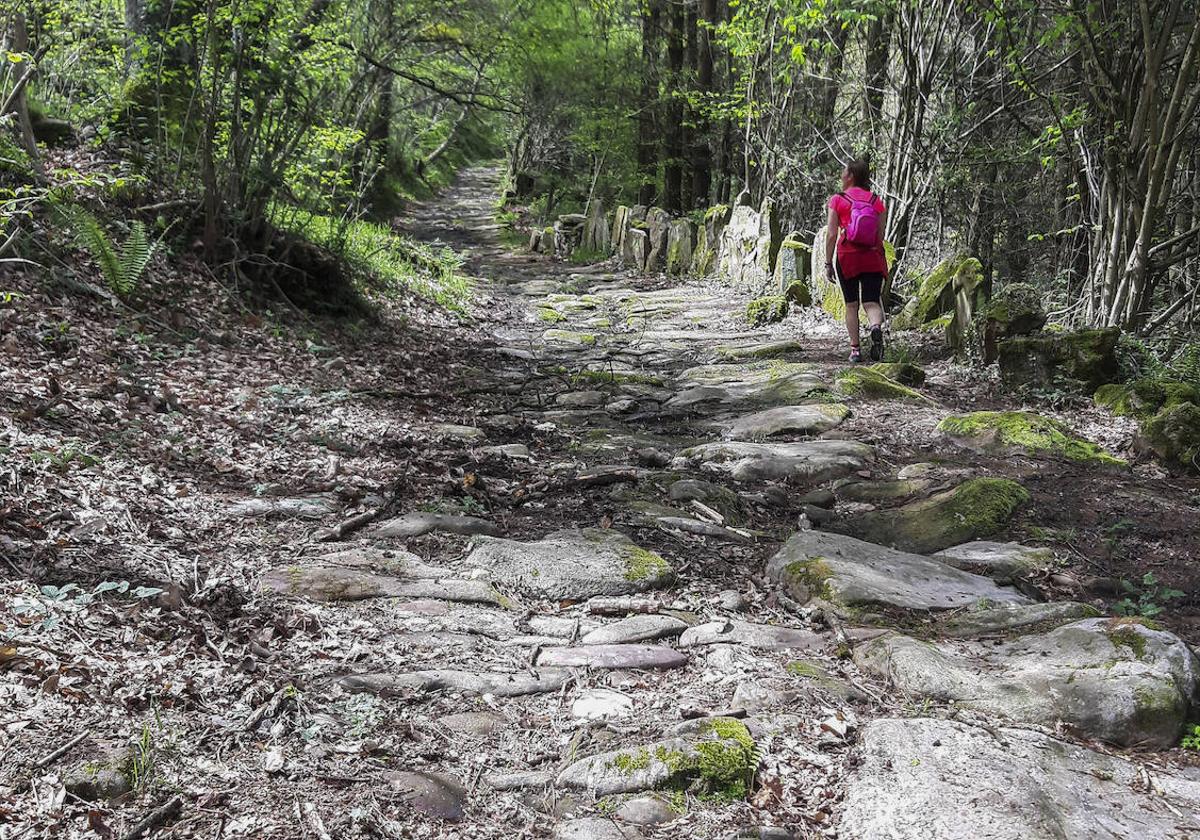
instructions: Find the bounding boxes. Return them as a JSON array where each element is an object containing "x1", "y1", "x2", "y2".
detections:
[{"x1": 3, "y1": 0, "x2": 1199, "y2": 336}]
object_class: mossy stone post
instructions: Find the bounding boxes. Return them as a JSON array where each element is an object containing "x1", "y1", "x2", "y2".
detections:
[
  {"x1": 666, "y1": 219, "x2": 695, "y2": 276},
  {"x1": 810, "y1": 225, "x2": 844, "y2": 319},
  {"x1": 622, "y1": 227, "x2": 650, "y2": 271},
  {"x1": 583, "y1": 199, "x2": 610, "y2": 253},
  {"x1": 894, "y1": 254, "x2": 965, "y2": 327},
  {"x1": 1140, "y1": 402, "x2": 1200, "y2": 473},
  {"x1": 945, "y1": 256, "x2": 988, "y2": 359},
  {"x1": 980, "y1": 282, "x2": 1047, "y2": 363},
  {"x1": 644, "y1": 207, "x2": 672, "y2": 272},
  {"x1": 775, "y1": 233, "x2": 811, "y2": 297}
]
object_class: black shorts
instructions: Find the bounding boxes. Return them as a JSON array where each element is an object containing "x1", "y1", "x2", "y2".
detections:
[{"x1": 838, "y1": 271, "x2": 884, "y2": 305}]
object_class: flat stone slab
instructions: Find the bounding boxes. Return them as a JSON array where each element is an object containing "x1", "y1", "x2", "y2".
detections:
[
  {"x1": 767, "y1": 530, "x2": 1033, "y2": 614},
  {"x1": 386, "y1": 771, "x2": 466, "y2": 821},
  {"x1": 714, "y1": 339, "x2": 804, "y2": 361},
  {"x1": 854, "y1": 618, "x2": 1200, "y2": 748},
  {"x1": 937, "y1": 601, "x2": 1100, "y2": 637},
  {"x1": 428, "y1": 423, "x2": 486, "y2": 443},
  {"x1": 260, "y1": 565, "x2": 508, "y2": 605},
  {"x1": 932, "y1": 540, "x2": 1053, "y2": 583},
  {"x1": 340, "y1": 668, "x2": 570, "y2": 698},
  {"x1": 665, "y1": 362, "x2": 828, "y2": 413},
  {"x1": 225, "y1": 495, "x2": 336, "y2": 519},
  {"x1": 580, "y1": 614, "x2": 687, "y2": 645},
  {"x1": 375, "y1": 513, "x2": 502, "y2": 538},
  {"x1": 554, "y1": 818, "x2": 636, "y2": 840},
  {"x1": 480, "y1": 443, "x2": 531, "y2": 459},
  {"x1": 571, "y1": 688, "x2": 635, "y2": 720},
  {"x1": 724, "y1": 404, "x2": 849, "y2": 440},
  {"x1": 466, "y1": 528, "x2": 673, "y2": 599},
  {"x1": 535, "y1": 644, "x2": 688, "y2": 670},
  {"x1": 555, "y1": 718, "x2": 755, "y2": 796},
  {"x1": 672, "y1": 440, "x2": 873, "y2": 484},
  {"x1": 840, "y1": 717, "x2": 1200, "y2": 839},
  {"x1": 678, "y1": 620, "x2": 824, "y2": 651}
]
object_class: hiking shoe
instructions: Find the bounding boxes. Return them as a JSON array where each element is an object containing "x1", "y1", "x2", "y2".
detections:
[
  {"x1": 848, "y1": 346, "x2": 862, "y2": 364},
  {"x1": 869, "y1": 325, "x2": 885, "y2": 361}
]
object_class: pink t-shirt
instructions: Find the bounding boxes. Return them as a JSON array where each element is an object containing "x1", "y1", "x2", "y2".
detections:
[{"x1": 829, "y1": 187, "x2": 886, "y2": 278}]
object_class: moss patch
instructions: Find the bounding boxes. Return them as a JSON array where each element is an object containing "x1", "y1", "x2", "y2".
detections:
[
  {"x1": 867, "y1": 362, "x2": 926, "y2": 386},
  {"x1": 1095, "y1": 379, "x2": 1200, "y2": 421},
  {"x1": 745, "y1": 295, "x2": 789, "y2": 326},
  {"x1": 537, "y1": 306, "x2": 566, "y2": 323},
  {"x1": 781, "y1": 557, "x2": 833, "y2": 601},
  {"x1": 543, "y1": 329, "x2": 597, "y2": 346},
  {"x1": 835, "y1": 367, "x2": 929, "y2": 402},
  {"x1": 622, "y1": 545, "x2": 672, "y2": 583},
  {"x1": 833, "y1": 478, "x2": 1030, "y2": 555},
  {"x1": 938, "y1": 410, "x2": 1123, "y2": 464},
  {"x1": 1141, "y1": 402, "x2": 1200, "y2": 473}
]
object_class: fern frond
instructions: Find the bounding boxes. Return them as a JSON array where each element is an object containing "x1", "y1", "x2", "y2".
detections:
[
  {"x1": 62, "y1": 206, "x2": 158, "y2": 297},
  {"x1": 116, "y1": 221, "x2": 158, "y2": 297}
]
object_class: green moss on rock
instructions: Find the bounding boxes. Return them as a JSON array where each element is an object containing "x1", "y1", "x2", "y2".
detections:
[
  {"x1": 900, "y1": 255, "x2": 979, "y2": 325},
  {"x1": 1095, "y1": 379, "x2": 1200, "y2": 422},
  {"x1": 867, "y1": 362, "x2": 926, "y2": 386},
  {"x1": 1141, "y1": 402, "x2": 1200, "y2": 473},
  {"x1": 543, "y1": 329, "x2": 597, "y2": 346},
  {"x1": 622, "y1": 545, "x2": 672, "y2": 582},
  {"x1": 833, "y1": 478, "x2": 1030, "y2": 554},
  {"x1": 746, "y1": 295, "x2": 789, "y2": 326},
  {"x1": 835, "y1": 367, "x2": 929, "y2": 402},
  {"x1": 998, "y1": 328, "x2": 1119, "y2": 392},
  {"x1": 938, "y1": 410, "x2": 1123, "y2": 464}
]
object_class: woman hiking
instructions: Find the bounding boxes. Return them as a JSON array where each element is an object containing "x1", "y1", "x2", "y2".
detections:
[{"x1": 825, "y1": 158, "x2": 888, "y2": 363}]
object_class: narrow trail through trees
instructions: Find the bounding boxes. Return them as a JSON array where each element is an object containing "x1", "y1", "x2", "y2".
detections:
[{"x1": 252, "y1": 167, "x2": 1200, "y2": 837}]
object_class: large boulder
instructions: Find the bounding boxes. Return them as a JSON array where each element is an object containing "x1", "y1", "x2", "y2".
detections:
[
  {"x1": 691, "y1": 204, "x2": 731, "y2": 277},
  {"x1": 665, "y1": 219, "x2": 695, "y2": 276},
  {"x1": 671, "y1": 439, "x2": 874, "y2": 485},
  {"x1": 997, "y1": 327, "x2": 1119, "y2": 392},
  {"x1": 766, "y1": 529, "x2": 1033, "y2": 615},
  {"x1": 664, "y1": 361, "x2": 828, "y2": 413},
  {"x1": 828, "y1": 477, "x2": 1029, "y2": 555},
  {"x1": 716, "y1": 203, "x2": 780, "y2": 295},
  {"x1": 1095, "y1": 377, "x2": 1200, "y2": 422},
  {"x1": 854, "y1": 617, "x2": 1200, "y2": 748},
  {"x1": 1140, "y1": 401, "x2": 1200, "y2": 473},
  {"x1": 840, "y1": 717, "x2": 1200, "y2": 840},
  {"x1": 583, "y1": 199, "x2": 610, "y2": 253}
]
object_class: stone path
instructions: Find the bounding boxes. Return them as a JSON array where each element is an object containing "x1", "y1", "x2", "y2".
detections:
[{"x1": 255, "y1": 169, "x2": 1200, "y2": 838}]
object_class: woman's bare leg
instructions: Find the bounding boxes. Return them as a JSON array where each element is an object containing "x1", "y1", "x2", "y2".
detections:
[
  {"x1": 862, "y1": 301, "x2": 884, "y2": 328},
  {"x1": 845, "y1": 302, "x2": 861, "y2": 347}
]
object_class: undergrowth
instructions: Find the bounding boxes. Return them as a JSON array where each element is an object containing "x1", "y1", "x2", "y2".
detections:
[{"x1": 269, "y1": 205, "x2": 471, "y2": 314}]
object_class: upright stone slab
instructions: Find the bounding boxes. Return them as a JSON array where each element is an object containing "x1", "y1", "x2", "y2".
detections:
[
  {"x1": 644, "y1": 207, "x2": 672, "y2": 272},
  {"x1": 622, "y1": 227, "x2": 650, "y2": 272},
  {"x1": 775, "y1": 234, "x2": 811, "y2": 299},
  {"x1": 610, "y1": 205, "x2": 631, "y2": 256},
  {"x1": 717, "y1": 204, "x2": 773, "y2": 294},
  {"x1": 583, "y1": 199, "x2": 610, "y2": 253},
  {"x1": 809, "y1": 225, "x2": 843, "y2": 318},
  {"x1": 665, "y1": 219, "x2": 695, "y2": 276}
]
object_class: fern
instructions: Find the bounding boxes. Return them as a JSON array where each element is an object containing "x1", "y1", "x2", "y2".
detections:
[{"x1": 64, "y1": 207, "x2": 159, "y2": 296}]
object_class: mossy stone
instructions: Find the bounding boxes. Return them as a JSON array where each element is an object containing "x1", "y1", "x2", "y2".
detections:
[
  {"x1": 543, "y1": 329, "x2": 597, "y2": 346},
  {"x1": 997, "y1": 328, "x2": 1119, "y2": 392},
  {"x1": 832, "y1": 478, "x2": 1029, "y2": 555},
  {"x1": 835, "y1": 367, "x2": 929, "y2": 402},
  {"x1": 745, "y1": 295, "x2": 789, "y2": 326},
  {"x1": 898, "y1": 255, "x2": 978, "y2": 325},
  {"x1": 938, "y1": 410, "x2": 1122, "y2": 464},
  {"x1": 866, "y1": 362, "x2": 925, "y2": 386},
  {"x1": 1095, "y1": 379, "x2": 1200, "y2": 422},
  {"x1": 1140, "y1": 401, "x2": 1200, "y2": 473}
]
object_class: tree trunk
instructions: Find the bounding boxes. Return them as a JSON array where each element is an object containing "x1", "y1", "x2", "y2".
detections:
[
  {"x1": 692, "y1": 0, "x2": 715, "y2": 208},
  {"x1": 637, "y1": 0, "x2": 662, "y2": 206},
  {"x1": 663, "y1": 0, "x2": 685, "y2": 212}
]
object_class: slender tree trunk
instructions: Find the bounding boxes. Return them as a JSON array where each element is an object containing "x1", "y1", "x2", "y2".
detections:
[
  {"x1": 863, "y1": 7, "x2": 890, "y2": 144},
  {"x1": 637, "y1": 0, "x2": 662, "y2": 206},
  {"x1": 692, "y1": 0, "x2": 715, "y2": 208},
  {"x1": 663, "y1": 0, "x2": 684, "y2": 212}
]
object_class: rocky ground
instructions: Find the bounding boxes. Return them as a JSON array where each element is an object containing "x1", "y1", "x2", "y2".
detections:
[{"x1": 3, "y1": 167, "x2": 1200, "y2": 839}]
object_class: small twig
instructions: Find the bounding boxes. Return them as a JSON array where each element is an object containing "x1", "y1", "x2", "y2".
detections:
[
  {"x1": 122, "y1": 795, "x2": 182, "y2": 840},
  {"x1": 316, "y1": 507, "x2": 382, "y2": 542},
  {"x1": 33, "y1": 731, "x2": 89, "y2": 769}
]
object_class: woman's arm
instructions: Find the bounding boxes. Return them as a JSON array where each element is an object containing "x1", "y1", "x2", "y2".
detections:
[
  {"x1": 878, "y1": 206, "x2": 889, "y2": 279},
  {"x1": 825, "y1": 204, "x2": 839, "y2": 278}
]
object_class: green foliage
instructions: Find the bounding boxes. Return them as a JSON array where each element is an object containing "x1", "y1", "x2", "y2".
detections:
[
  {"x1": 270, "y1": 206, "x2": 471, "y2": 314},
  {"x1": 61, "y1": 206, "x2": 159, "y2": 296},
  {"x1": 1181, "y1": 724, "x2": 1200, "y2": 751},
  {"x1": 1115, "y1": 573, "x2": 1184, "y2": 619}
]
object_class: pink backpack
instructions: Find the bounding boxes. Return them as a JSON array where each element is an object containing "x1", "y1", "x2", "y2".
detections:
[{"x1": 840, "y1": 191, "x2": 881, "y2": 246}]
